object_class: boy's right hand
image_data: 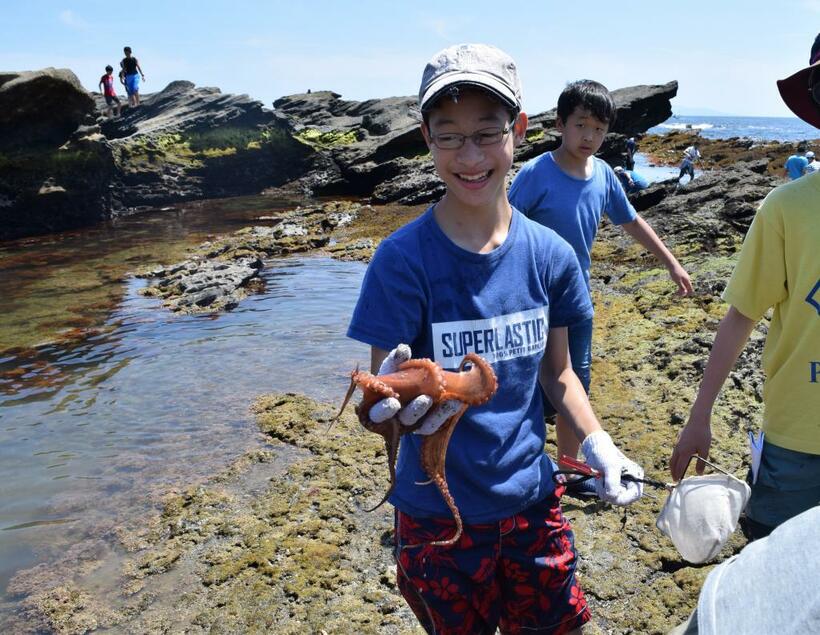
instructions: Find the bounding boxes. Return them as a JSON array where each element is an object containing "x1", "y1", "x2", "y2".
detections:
[
  {"x1": 581, "y1": 431, "x2": 644, "y2": 505},
  {"x1": 669, "y1": 413, "x2": 712, "y2": 481},
  {"x1": 368, "y1": 344, "x2": 462, "y2": 435}
]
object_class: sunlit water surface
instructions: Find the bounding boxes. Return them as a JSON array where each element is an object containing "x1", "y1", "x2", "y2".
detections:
[{"x1": 0, "y1": 198, "x2": 369, "y2": 606}]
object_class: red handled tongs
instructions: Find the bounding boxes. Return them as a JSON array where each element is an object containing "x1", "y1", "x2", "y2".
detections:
[{"x1": 552, "y1": 455, "x2": 668, "y2": 490}]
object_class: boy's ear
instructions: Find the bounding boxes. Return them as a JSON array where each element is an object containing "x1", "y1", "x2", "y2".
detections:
[
  {"x1": 420, "y1": 122, "x2": 433, "y2": 150},
  {"x1": 555, "y1": 116, "x2": 565, "y2": 133},
  {"x1": 513, "y1": 112, "x2": 528, "y2": 147}
]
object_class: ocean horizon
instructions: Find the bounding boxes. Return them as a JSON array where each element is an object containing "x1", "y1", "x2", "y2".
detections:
[{"x1": 648, "y1": 115, "x2": 818, "y2": 143}]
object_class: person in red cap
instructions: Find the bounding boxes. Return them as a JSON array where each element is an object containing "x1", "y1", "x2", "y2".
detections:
[{"x1": 671, "y1": 33, "x2": 820, "y2": 541}]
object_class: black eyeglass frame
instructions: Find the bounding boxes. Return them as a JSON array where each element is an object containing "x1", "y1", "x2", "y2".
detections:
[{"x1": 428, "y1": 119, "x2": 518, "y2": 150}]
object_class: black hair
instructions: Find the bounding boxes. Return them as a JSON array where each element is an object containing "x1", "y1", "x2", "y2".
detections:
[
  {"x1": 556, "y1": 80, "x2": 616, "y2": 126},
  {"x1": 421, "y1": 85, "x2": 518, "y2": 126},
  {"x1": 124, "y1": 46, "x2": 132, "y2": 54},
  {"x1": 105, "y1": 65, "x2": 113, "y2": 72},
  {"x1": 797, "y1": 141, "x2": 808, "y2": 152}
]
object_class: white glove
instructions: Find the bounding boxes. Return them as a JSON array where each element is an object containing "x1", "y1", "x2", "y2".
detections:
[
  {"x1": 581, "y1": 430, "x2": 644, "y2": 506},
  {"x1": 368, "y1": 344, "x2": 462, "y2": 436}
]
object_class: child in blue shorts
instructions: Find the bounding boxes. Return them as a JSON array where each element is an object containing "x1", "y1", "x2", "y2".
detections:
[
  {"x1": 347, "y1": 43, "x2": 645, "y2": 634},
  {"x1": 120, "y1": 46, "x2": 145, "y2": 108},
  {"x1": 509, "y1": 80, "x2": 693, "y2": 481}
]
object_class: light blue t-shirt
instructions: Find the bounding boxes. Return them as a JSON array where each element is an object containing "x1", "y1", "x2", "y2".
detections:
[
  {"x1": 784, "y1": 154, "x2": 809, "y2": 180},
  {"x1": 347, "y1": 207, "x2": 593, "y2": 523},
  {"x1": 509, "y1": 152, "x2": 637, "y2": 287}
]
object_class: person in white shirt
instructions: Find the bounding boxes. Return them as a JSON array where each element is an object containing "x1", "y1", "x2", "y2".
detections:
[
  {"x1": 678, "y1": 143, "x2": 701, "y2": 183},
  {"x1": 803, "y1": 150, "x2": 819, "y2": 174}
]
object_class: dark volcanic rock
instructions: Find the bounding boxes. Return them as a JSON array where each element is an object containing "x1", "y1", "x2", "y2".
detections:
[
  {"x1": 0, "y1": 68, "x2": 96, "y2": 150},
  {"x1": 138, "y1": 201, "x2": 361, "y2": 313},
  {"x1": 638, "y1": 163, "x2": 780, "y2": 251},
  {"x1": 273, "y1": 91, "x2": 425, "y2": 196},
  {"x1": 610, "y1": 81, "x2": 677, "y2": 136},
  {"x1": 272, "y1": 82, "x2": 679, "y2": 204},
  {"x1": 98, "y1": 81, "x2": 319, "y2": 209},
  {"x1": 0, "y1": 68, "x2": 115, "y2": 240}
]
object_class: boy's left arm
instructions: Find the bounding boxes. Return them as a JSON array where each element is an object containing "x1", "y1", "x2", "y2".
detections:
[{"x1": 621, "y1": 215, "x2": 694, "y2": 296}]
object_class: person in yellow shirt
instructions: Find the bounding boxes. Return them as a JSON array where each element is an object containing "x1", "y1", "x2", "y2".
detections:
[{"x1": 670, "y1": 32, "x2": 820, "y2": 540}]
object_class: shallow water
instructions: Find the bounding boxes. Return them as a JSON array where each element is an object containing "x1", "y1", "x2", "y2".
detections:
[{"x1": 0, "y1": 198, "x2": 369, "y2": 605}]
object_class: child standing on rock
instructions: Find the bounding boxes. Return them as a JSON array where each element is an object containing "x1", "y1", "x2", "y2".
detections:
[
  {"x1": 120, "y1": 46, "x2": 145, "y2": 107},
  {"x1": 508, "y1": 80, "x2": 692, "y2": 493},
  {"x1": 347, "y1": 43, "x2": 644, "y2": 633},
  {"x1": 98, "y1": 65, "x2": 121, "y2": 118}
]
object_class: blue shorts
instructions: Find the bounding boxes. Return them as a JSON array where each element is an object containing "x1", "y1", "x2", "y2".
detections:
[
  {"x1": 746, "y1": 440, "x2": 820, "y2": 531},
  {"x1": 395, "y1": 491, "x2": 590, "y2": 634},
  {"x1": 125, "y1": 73, "x2": 140, "y2": 96},
  {"x1": 543, "y1": 317, "x2": 593, "y2": 418}
]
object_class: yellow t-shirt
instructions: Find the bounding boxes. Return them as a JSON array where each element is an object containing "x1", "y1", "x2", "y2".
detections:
[{"x1": 723, "y1": 171, "x2": 820, "y2": 454}]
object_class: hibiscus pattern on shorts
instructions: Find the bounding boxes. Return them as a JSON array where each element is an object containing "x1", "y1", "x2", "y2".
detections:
[{"x1": 395, "y1": 492, "x2": 590, "y2": 634}]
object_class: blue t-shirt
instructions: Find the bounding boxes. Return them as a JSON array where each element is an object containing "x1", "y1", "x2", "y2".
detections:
[
  {"x1": 347, "y1": 207, "x2": 593, "y2": 523},
  {"x1": 508, "y1": 152, "x2": 637, "y2": 287},
  {"x1": 784, "y1": 154, "x2": 809, "y2": 180},
  {"x1": 617, "y1": 169, "x2": 649, "y2": 194}
]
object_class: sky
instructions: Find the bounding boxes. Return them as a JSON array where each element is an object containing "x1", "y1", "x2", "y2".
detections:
[{"x1": 2, "y1": 1, "x2": 818, "y2": 118}]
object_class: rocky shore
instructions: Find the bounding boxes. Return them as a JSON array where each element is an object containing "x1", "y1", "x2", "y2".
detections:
[
  {"x1": 1, "y1": 68, "x2": 676, "y2": 240},
  {"x1": 1, "y1": 66, "x2": 811, "y2": 634},
  {"x1": 3, "y1": 133, "x2": 783, "y2": 632}
]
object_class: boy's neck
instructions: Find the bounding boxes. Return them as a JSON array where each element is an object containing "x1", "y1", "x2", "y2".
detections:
[
  {"x1": 433, "y1": 194, "x2": 512, "y2": 254},
  {"x1": 552, "y1": 146, "x2": 593, "y2": 179}
]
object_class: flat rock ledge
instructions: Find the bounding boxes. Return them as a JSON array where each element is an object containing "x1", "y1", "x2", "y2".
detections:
[{"x1": 136, "y1": 201, "x2": 361, "y2": 312}]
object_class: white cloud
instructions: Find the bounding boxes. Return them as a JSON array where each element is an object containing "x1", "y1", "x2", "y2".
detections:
[
  {"x1": 802, "y1": 0, "x2": 820, "y2": 12},
  {"x1": 58, "y1": 9, "x2": 89, "y2": 31}
]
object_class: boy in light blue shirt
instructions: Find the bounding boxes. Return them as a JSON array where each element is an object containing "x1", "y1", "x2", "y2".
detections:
[{"x1": 509, "y1": 80, "x2": 693, "y2": 477}]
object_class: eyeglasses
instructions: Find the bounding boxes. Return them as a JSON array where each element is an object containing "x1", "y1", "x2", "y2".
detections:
[{"x1": 429, "y1": 122, "x2": 515, "y2": 150}]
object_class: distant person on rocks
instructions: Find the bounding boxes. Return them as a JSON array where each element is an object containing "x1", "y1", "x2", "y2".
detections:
[
  {"x1": 670, "y1": 32, "x2": 820, "y2": 541},
  {"x1": 803, "y1": 150, "x2": 819, "y2": 174},
  {"x1": 678, "y1": 142, "x2": 700, "y2": 183},
  {"x1": 625, "y1": 136, "x2": 637, "y2": 170},
  {"x1": 120, "y1": 46, "x2": 145, "y2": 107},
  {"x1": 614, "y1": 165, "x2": 649, "y2": 194},
  {"x1": 98, "y1": 65, "x2": 121, "y2": 118},
  {"x1": 783, "y1": 142, "x2": 809, "y2": 179},
  {"x1": 509, "y1": 79, "x2": 692, "y2": 490}
]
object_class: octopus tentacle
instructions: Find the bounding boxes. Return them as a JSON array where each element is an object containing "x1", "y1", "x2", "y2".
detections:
[{"x1": 338, "y1": 353, "x2": 498, "y2": 548}]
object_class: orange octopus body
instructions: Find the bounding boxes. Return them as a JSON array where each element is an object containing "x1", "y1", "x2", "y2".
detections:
[{"x1": 338, "y1": 353, "x2": 497, "y2": 548}]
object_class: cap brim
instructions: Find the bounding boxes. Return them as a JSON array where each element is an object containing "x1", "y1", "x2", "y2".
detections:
[
  {"x1": 420, "y1": 71, "x2": 519, "y2": 112},
  {"x1": 777, "y1": 64, "x2": 820, "y2": 128}
]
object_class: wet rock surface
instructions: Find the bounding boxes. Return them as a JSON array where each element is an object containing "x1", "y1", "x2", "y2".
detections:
[{"x1": 136, "y1": 201, "x2": 362, "y2": 313}]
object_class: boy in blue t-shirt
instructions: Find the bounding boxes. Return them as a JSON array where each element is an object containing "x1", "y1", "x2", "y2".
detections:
[
  {"x1": 509, "y1": 80, "x2": 693, "y2": 478},
  {"x1": 348, "y1": 44, "x2": 644, "y2": 634}
]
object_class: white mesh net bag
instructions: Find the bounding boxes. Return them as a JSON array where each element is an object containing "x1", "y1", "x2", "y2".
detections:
[{"x1": 656, "y1": 460, "x2": 751, "y2": 564}]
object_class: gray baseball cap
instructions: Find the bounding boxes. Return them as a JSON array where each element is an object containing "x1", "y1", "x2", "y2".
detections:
[{"x1": 418, "y1": 43, "x2": 522, "y2": 113}]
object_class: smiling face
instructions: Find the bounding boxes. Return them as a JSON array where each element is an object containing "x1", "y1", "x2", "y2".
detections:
[
  {"x1": 421, "y1": 88, "x2": 524, "y2": 213},
  {"x1": 556, "y1": 106, "x2": 610, "y2": 163}
]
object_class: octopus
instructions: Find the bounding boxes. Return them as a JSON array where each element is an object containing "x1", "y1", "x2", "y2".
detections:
[{"x1": 333, "y1": 353, "x2": 497, "y2": 548}]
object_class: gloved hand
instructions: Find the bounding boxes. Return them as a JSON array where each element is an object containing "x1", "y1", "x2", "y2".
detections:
[
  {"x1": 581, "y1": 430, "x2": 644, "y2": 506},
  {"x1": 368, "y1": 344, "x2": 462, "y2": 436}
]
